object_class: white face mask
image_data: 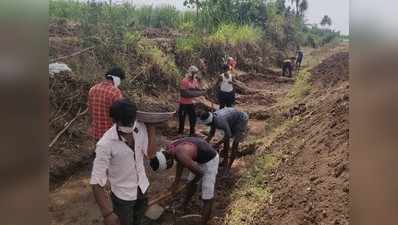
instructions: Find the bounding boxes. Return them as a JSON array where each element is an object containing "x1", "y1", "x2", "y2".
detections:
[{"x1": 118, "y1": 121, "x2": 136, "y2": 134}]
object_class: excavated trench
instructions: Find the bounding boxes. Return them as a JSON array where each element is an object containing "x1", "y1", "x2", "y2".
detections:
[{"x1": 49, "y1": 68, "x2": 291, "y2": 225}]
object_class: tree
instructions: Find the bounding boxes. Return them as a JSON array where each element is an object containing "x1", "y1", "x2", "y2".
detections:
[
  {"x1": 320, "y1": 15, "x2": 332, "y2": 27},
  {"x1": 290, "y1": 0, "x2": 308, "y2": 16}
]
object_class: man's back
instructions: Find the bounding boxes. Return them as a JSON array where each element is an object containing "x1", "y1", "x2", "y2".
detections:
[{"x1": 88, "y1": 80, "x2": 123, "y2": 140}]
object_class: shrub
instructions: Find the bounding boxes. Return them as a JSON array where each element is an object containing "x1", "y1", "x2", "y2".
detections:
[
  {"x1": 175, "y1": 35, "x2": 202, "y2": 53},
  {"x1": 206, "y1": 24, "x2": 263, "y2": 46}
]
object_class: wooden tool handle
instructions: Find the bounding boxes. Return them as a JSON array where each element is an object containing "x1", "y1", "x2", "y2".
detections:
[{"x1": 147, "y1": 184, "x2": 187, "y2": 206}]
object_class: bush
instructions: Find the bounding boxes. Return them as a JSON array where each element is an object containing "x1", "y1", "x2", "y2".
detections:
[
  {"x1": 207, "y1": 24, "x2": 263, "y2": 46},
  {"x1": 175, "y1": 35, "x2": 202, "y2": 53}
]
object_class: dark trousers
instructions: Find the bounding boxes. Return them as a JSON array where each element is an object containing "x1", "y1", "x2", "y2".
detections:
[
  {"x1": 178, "y1": 103, "x2": 196, "y2": 136},
  {"x1": 296, "y1": 58, "x2": 303, "y2": 69},
  {"x1": 282, "y1": 62, "x2": 292, "y2": 77},
  {"x1": 111, "y1": 188, "x2": 147, "y2": 225},
  {"x1": 217, "y1": 90, "x2": 235, "y2": 109}
]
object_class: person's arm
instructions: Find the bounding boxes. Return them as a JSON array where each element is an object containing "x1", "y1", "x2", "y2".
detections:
[
  {"x1": 206, "y1": 125, "x2": 216, "y2": 143},
  {"x1": 146, "y1": 124, "x2": 157, "y2": 159},
  {"x1": 90, "y1": 145, "x2": 120, "y2": 225},
  {"x1": 171, "y1": 161, "x2": 184, "y2": 189},
  {"x1": 175, "y1": 147, "x2": 204, "y2": 183}
]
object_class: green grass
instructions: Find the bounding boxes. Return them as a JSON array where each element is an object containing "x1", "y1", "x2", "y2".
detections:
[
  {"x1": 175, "y1": 35, "x2": 202, "y2": 53},
  {"x1": 206, "y1": 24, "x2": 263, "y2": 46},
  {"x1": 281, "y1": 70, "x2": 312, "y2": 107},
  {"x1": 225, "y1": 154, "x2": 278, "y2": 225}
]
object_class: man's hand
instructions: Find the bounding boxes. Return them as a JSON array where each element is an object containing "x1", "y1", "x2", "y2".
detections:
[{"x1": 103, "y1": 212, "x2": 120, "y2": 225}]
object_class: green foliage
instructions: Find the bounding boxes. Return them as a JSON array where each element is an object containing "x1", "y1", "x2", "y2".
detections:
[
  {"x1": 207, "y1": 24, "x2": 263, "y2": 46},
  {"x1": 225, "y1": 154, "x2": 278, "y2": 225},
  {"x1": 175, "y1": 35, "x2": 202, "y2": 53},
  {"x1": 287, "y1": 70, "x2": 311, "y2": 101}
]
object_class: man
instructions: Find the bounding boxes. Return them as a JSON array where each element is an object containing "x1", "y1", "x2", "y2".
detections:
[
  {"x1": 88, "y1": 66, "x2": 125, "y2": 141},
  {"x1": 282, "y1": 57, "x2": 295, "y2": 77},
  {"x1": 198, "y1": 107, "x2": 248, "y2": 174},
  {"x1": 227, "y1": 56, "x2": 237, "y2": 71},
  {"x1": 90, "y1": 99, "x2": 158, "y2": 225},
  {"x1": 178, "y1": 65, "x2": 204, "y2": 136},
  {"x1": 216, "y1": 64, "x2": 235, "y2": 109},
  {"x1": 296, "y1": 49, "x2": 304, "y2": 70},
  {"x1": 152, "y1": 137, "x2": 219, "y2": 225}
]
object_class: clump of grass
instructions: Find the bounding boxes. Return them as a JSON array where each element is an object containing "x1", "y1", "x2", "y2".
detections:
[
  {"x1": 175, "y1": 35, "x2": 202, "y2": 53},
  {"x1": 224, "y1": 154, "x2": 278, "y2": 225},
  {"x1": 206, "y1": 24, "x2": 263, "y2": 46},
  {"x1": 284, "y1": 70, "x2": 311, "y2": 105}
]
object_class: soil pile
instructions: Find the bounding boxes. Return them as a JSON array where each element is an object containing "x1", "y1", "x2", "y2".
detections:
[
  {"x1": 256, "y1": 52, "x2": 350, "y2": 225},
  {"x1": 49, "y1": 75, "x2": 92, "y2": 184},
  {"x1": 310, "y1": 52, "x2": 349, "y2": 88}
]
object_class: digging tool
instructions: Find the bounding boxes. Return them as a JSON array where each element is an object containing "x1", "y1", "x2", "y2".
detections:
[{"x1": 144, "y1": 184, "x2": 187, "y2": 220}]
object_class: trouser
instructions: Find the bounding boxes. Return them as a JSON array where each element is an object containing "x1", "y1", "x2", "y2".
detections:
[
  {"x1": 296, "y1": 58, "x2": 302, "y2": 68},
  {"x1": 282, "y1": 62, "x2": 292, "y2": 77},
  {"x1": 178, "y1": 104, "x2": 196, "y2": 136},
  {"x1": 110, "y1": 188, "x2": 147, "y2": 225},
  {"x1": 217, "y1": 90, "x2": 235, "y2": 109}
]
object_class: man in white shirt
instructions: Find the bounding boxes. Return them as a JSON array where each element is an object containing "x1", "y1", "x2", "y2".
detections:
[{"x1": 90, "y1": 99, "x2": 157, "y2": 225}]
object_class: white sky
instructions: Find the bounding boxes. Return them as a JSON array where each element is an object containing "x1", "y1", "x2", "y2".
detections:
[{"x1": 96, "y1": 0, "x2": 349, "y2": 35}]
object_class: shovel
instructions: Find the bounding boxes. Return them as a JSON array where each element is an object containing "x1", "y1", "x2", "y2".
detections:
[{"x1": 144, "y1": 184, "x2": 187, "y2": 220}]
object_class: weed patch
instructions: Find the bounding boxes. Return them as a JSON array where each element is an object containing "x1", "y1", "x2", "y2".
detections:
[
  {"x1": 224, "y1": 154, "x2": 278, "y2": 225},
  {"x1": 206, "y1": 24, "x2": 262, "y2": 46}
]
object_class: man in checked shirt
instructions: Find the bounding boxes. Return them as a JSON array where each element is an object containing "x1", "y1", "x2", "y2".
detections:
[{"x1": 88, "y1": 66, "x2": 125, "y2": 141}]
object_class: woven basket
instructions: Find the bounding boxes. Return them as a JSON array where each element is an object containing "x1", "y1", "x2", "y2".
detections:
[{"x1": 136, "y1": 111, "x2": 176, "y2": 123}]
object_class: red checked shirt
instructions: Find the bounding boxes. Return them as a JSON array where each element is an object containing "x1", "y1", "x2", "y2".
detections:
[{"x1": 88, "y1": 80, "x2": 123, "y2": 140}]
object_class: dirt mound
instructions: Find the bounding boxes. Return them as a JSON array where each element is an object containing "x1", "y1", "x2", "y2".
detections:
[
  {"x1": 257, "y1": 81, "x2": 349, "y2": 225},
  {"x1": 310, "y1": 52, "x2": 349, "y2": 88},
  {"x1": 49, "y1": 75, "x2": 92, "y2": 185}
]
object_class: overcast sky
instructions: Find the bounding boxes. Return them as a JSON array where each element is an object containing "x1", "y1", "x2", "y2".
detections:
[{"x1": 105, "y1": 0, "x2": 349, "y2": 34}]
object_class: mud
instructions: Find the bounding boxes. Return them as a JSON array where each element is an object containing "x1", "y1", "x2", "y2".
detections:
[{"x1": 310, "y1": 52, "x2": 349, "y2": 88}]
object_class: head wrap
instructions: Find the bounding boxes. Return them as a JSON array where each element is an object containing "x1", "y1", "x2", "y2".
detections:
[
  {"x1": 188, "y1": 65, "x2": 199, "y2": 74},
  {"x1": 106, "y1": 75, "x2": 121, "y2": 87},
  {"x1": 198, "y1": 112, "x2": 213, "y2": 125}
]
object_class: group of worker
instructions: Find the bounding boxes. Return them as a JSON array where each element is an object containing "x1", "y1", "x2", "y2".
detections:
[{"x1": 86, "y1": 56, "x2": 249, "y2": 225}]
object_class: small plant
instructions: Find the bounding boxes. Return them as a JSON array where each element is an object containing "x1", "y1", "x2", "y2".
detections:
[
  {"x1": 175, "y1": 35, "x2": 202, "y2": 53},
  {"x1": 206, "y1": 24, "x2": 263, "y2": 46}
]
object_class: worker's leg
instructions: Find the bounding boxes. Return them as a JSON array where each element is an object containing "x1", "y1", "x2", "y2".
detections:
[
  {"x1": 133, "y1": 188, "x2": 147, "y2": 225},
  {"x1": 221, "y1": 139, "x2": 229, "y2": 168},
  {"x1": 219, "y1": 101, "x2": 226, "y2": 109},
  {"x1": 183, "y1": 180, "x2": 198, "y2": 207},
  {"x1": 111, "y1": 192, "x2": 134, "y2": 225},
  {"x1": 178, "y1": 104, "x2": 187, "y2": 134},
  {"x1": 282, "y1": 64, "x2": 286, "y2": 76},
  {"x1": 187, "y1": 104, "x2": 197, "y2": 136},
  {"x1": 202, "y1": 199, "x2": 214, "y2": 225},
  {"x1": 218, "y1": 91, "x2": 226, "y2": 109},
  {"x1": 227, "y1": 137, "x2": 241, "y2": 173},
  {"x1": 201, "y1": 155, "x2": 218, "y2": 225},
  {"x1": 227, "y1": 114, "x2": 248, "y2": 172}
]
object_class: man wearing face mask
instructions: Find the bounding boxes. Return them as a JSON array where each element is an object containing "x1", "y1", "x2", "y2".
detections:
[
  {"x1": 88, "y1": 66, "x2": 125, "y2": 141},
  {"x1": 90, "y1": 99, "x2": 158, "y2": 225}
]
